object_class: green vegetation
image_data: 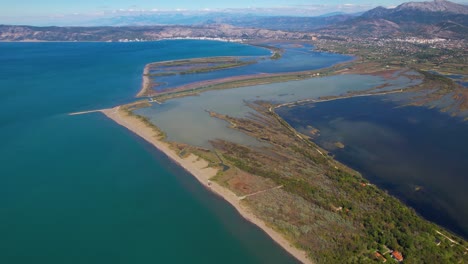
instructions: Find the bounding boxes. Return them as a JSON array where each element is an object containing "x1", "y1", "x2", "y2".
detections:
[
  {"x1": 179, "y1": 61, "x2": 256, "y2": 74},
  {"x1": 128, "y1": 40, "x2": 467, "y2": 263},
  {"x1": 313, "y1": 38, "x2": 468, "y2": 116},
  {"x1": 418, "y1": 70, "x2": 455, "y2": 85},
  {"x1": 250, "y1": 43, "x2": 284, "y2": 60},
  {"x1": 313, "y1": 38, "x2": 467, "y2": 75},
  {"x1": 145, "y1": 72, "x2": 177, "y2": 77},
  {"x1": 152, "y1": 61, "x2": 354, "y2": 103},
  {"x1": 145, "y1": 60, "x2": 256, "y2": 77},
  {"x1": 271, "y1": 51, "x2": 282, "y2": 60},
  {"x1": 402, "y1": 69, "x2": 468, "y2": 115},
  {"x1": 210, "y1": 103, "x2": 468, "y2": 263}
]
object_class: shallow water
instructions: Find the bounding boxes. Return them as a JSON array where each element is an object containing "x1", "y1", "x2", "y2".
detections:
[
  {"x1": 137, "y1": 73, "x2": 419, "y2": 148},
  {"x1": 136, "y1": 75, "x2": 418, "y2": 148}
]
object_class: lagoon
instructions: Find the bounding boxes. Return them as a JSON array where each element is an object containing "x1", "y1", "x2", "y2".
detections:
[
  {"x1": 151, "y1": 43, "x2": 354, "y2": 92},
  {"x1": 137, "y1": 73, "x2": 419, "y2": 148},
  {"x1": 277, "y1": 95, "x2": 468, "y2": 239}
]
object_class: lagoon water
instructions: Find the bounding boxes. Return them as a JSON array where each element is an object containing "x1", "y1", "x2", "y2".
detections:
[
  {"x1": 0, "y1": 41, "x2": 303, "y2": 264},
  {"x1": 152, "y1": 43, "x2": 354, "y2": 91},
  {"x1": 137, "y1": 73, "x2": 419, "y2": 148},
  {"x1": 277, "y1": 96, "x2": 468, "y2": 239}
]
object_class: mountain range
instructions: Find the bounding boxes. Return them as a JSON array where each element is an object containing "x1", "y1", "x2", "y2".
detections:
[
  {"x1": 85, "y1": 0, "x2": 467, "y2": 39},
  {"x1": 0, "y1": 24, "x2": 311, "y2": 42},
  {"x1": 85, "y1": 12, "x2": 357, "y2": 32},
  {"x1": 319, "y1": 0, "x2": 468, "y2": 39},
  {"x1": 0, "y1": 0, "x2": 466, "y2": 41}
]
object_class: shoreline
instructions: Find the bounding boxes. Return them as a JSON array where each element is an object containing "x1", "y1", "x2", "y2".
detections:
[
  {"x1": 0, "y1": 38, "x2": 243, "y2": 43},
  {"x1": 139, "y1": 59, "x2": 358, "y2": 100},
  {"x1": 136, "y1": 64, "x2": 151, "y2": 97},
  {"x1": 136, "y1": 56, "x2": 262, "y2": 97},
  {"x1": 135, "y1": 41, "x2": 356, "y2": 99},
  {"x1": 100, "y1": 106, "x2": 312, "y2": 264}
]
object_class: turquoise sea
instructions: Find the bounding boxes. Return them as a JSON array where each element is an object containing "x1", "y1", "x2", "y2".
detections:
[{"x1": 0, "y1": 41, "x2": 308, "y2": 264}]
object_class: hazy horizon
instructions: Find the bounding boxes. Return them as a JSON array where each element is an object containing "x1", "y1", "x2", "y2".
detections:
[{"x1": 1, "y1": 0, "x2": 467, "y2": 26}]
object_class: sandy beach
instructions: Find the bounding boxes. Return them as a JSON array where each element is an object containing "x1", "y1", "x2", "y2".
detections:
[
  {"x1": 100, "y1": 106, "x2": 312, "y2": 264},
  {"x1": 136, "y1": 64, "x2": 152, "y2": 97}
]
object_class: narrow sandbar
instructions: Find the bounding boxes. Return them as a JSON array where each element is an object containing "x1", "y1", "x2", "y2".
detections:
[
  {"x1": 100, "y1": 106, "x2": 312, "y2": 264},
  {"x1": 136, "y1": 64, "x2": 152, "y2": 97}
]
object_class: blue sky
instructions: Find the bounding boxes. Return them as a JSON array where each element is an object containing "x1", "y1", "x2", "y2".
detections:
[
  {"x1": 0, "y1": 0, "x2": 466, "y2": 25},
  {"x1": 1, "y1": 0, "x2": 465, "y2": 14}
]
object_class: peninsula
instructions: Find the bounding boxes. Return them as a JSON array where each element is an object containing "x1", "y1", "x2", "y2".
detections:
[
  {"x1": 64, "y1": 0, "x2": 467, "y2": 262},
  {"x1": 99, "y1": 105, "x2": 311, "y2": 263},
  {"x1": 94, "y1": 37, "x2": 467, "y2": 263},
  {"x1": 3, "y1": 0, "x2": 467, "y2": 263}
]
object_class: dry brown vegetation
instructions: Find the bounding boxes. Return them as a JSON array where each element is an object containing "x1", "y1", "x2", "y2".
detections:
[
  {"x1": 125, "y1": 40, "x2": 467, "y2": 263},
  {"x1": 205, "y1": 102, "x2": 467, "y2": 263}
]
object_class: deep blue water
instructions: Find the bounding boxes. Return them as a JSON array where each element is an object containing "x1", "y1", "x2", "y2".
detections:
[
  {"x1": 0, "y1": 41, "x2": 301, "y2": 264},
  {"x1": 277, "y1": 96, "x2": 468, "y2": 239}
]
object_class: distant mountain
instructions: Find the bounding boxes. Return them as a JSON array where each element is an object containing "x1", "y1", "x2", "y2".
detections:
[
  {"x1": 215, "y1": 14, "x2": 355, "y2": 32},
  {"x1": 0, "y1": 24, "x2": 313, "y2": 42},
  {"x1": 1, "y1": 0, "x2": 466, "y2": 41},
  {"x1": 87, "y1": 13, "x2": 237, "y2": 26},
  {"x1": 395, "y1": 0, "x2": 468, "y2": 13},
  {"x1": 86, "y1": 13, "x2": 355, "y2": 32},
  {"x1": 364, "y1": 0, "x2": 468, "y2": 17},
  {"x1": 317, "y1": 12, "x2": 347, "y2": 17},
  {"x1": 320, "y1": 0, "x2": 468, "y2": 39}
]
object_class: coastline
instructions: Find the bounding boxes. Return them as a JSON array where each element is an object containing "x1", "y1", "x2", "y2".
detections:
[
  {"x1": 134, "y1": 41, "x2": 356, "y2": 99},
  {"x1": 136, "y1": 64, "x2": 151, "y2": 97},
  {"x1": 100, "y1": 106, "x2": 312, "y2": 264},
  {"x1": 139, "y1": 59, "x2": 358, "y2": 100},
  {"x1": 134, "y1": 43, "x2": 286, "y2": 98}
]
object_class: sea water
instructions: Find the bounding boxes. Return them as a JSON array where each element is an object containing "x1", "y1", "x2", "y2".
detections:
[{"x1": 0, "y1": 41, "x2": 302, "y2": 264}]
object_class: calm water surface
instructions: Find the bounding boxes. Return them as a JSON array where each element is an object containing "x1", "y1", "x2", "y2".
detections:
[
  {"x1": 0, "y1": 41, "x2": 300, "y2": 263},
  {"x1": 277, "y1": 96, "x2": 468, "y2": 238},
  {"x1": 153, "y1": 43, "x2": 354, "y2": 91},
  {"x1": 138, "y1": 73, "x2": 418, "y2": 148}
]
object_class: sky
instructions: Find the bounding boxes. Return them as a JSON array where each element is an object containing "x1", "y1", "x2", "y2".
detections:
[{"x1": 0, "y1": 0, "x2": 466, "y2": 25}]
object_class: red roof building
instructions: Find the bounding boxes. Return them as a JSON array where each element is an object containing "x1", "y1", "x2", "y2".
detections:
[{"x1": 391, "y1": 251, "x2": 404, "y2": 262}]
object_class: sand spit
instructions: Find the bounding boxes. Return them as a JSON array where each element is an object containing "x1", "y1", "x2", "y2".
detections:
[
  {"x1": 136, "y1": 64, "x2": 152, "y2": 97},
  {"x1": 100, "y1": 106, "x2": 312, "y2": 264}
]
